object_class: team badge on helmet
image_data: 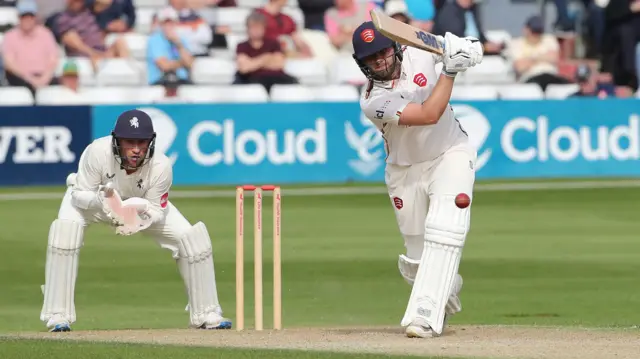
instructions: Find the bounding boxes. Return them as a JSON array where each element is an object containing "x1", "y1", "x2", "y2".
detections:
[{"x1": 360, "y1": 29, "x2": 375, "y2": 43}]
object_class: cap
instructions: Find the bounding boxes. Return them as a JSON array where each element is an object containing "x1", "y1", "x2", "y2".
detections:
[
  {"x1": 17, "y1": 0, "x2": 37, "y2": 16},
  {"x1": 525, "y1": 15, "x2": 544, "y2": 34},
  {"x1": 112, "y1": 109, "x2": 155, "y2": 140},
  {"x1": 352, "y1": 21, "x2": 394, "y2": 60},
  {"x1": 575, "y1": 63, "x2": 591, "y2": 82},
  {"x1": 62, "y1": 61, "x2": 78, "y2": 76},
  {"x1": 156, "y1": 7, "x2": 178, "y2": 22},
  {"x1": 385, "y1": 0, "x2": 408, "y2": 17},
  {"x1": 160, "y1": 71, "x2": 181, "y2": 89}
]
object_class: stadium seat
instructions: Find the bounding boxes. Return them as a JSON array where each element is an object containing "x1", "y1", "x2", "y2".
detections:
[
  {"x1": 282, "y1": 6, "x2": 304, "y2": 29},
  {"x1": 463, "y1": 56, "x2": 513, "y2": 84},
  {"x1": 133, "y1": 0, "x2": 165, "y2": 7},
  {"x1": 177, "y1": 84, "x2": 269, "y2": 103},
  {"x1": 35, "y1": 86, "x2": 91, "y2": 105},
  {"x1": 96, "y1": 59, "x2": 144, "y2": 86},
  {"x1": 107, "y1": 33, "x2": 148, "y2": 60},
  {"x1": 545, "y1": 84, "x2": 579, "y2": 99},
  {"x1": 236, "y1": 0, "x2": 267, "y2": 7},
  {"x1": 270, "y1": 84, "x2": 315, "y2": 102},
  {"x1": 215, "y1": 8, "x2": 252, "y2": 33},
  {"x1": 0, "y1": 87, "x2": 33, "y2": 106},
  {"x1": 284, "y1": 58, "x2": 327, "y2": 85},
  {"x1": 497, "y1": 83, "x2": 544, "y2": 99},
  {"x1": 330, "y1": 55, "x2": 367, "y2": 85},
  {"x1": 485, "y1": 30, "x2": 512, "y2": 46},
  {"x1": 226, "y1": 33, "x2": 248, "y2": 52},
  {"x1": 191, "y1": 57, "x2": 236, "y2": 84},
  {"x1": 56, "y1": 57, "x2": 96, "y2": 86},
  {"x1": 314, "y1": 84, "x2": 360, "y2": 101},
  {"x1": 450, "y1": 85, "x2": 499, "y2": 100},
  {"x1": 0, "y1": 7, "x2": 17, "y2": 26},
  {"x1": 135, "y1": 8, "x2": 155, "y2": 34},
  {"x1": 79, "y1": 86, "x2": 164, "y2": 104}
]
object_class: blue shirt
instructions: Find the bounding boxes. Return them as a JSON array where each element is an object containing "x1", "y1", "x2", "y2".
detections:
[
  {"x1": 405, "y1": 0, "x2": 435, "y2": 21},
  {"x1": 146, "y1": 29, "x2": 191, "y2": 85}
]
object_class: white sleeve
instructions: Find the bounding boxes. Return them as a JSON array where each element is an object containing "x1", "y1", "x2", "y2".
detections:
[
  {"x1": 70, "y1": 144, "x2": 104, "y2": 210},
  {"x1": 362, "y1": 91, "x2": 411, "y2": 125},
  {"x1": 143, "y1": 162, "x2": 173, "y2": 224}
]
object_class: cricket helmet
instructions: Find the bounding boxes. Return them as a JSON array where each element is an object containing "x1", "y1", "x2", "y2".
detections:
[
  {"x1": 111, "y1": 109, "x2": 156, "y2": 170},
  {"x1": 352, "y1": 21, "x2": 403, "y2": 81}
]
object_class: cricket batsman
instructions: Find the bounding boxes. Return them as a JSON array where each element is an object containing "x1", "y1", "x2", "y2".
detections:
[
  {"x1": 40, "y1": 109, "x2": 232, "y2": 332},
  {"x1": 352, "y1": 22, "x2": 483, "y2": 338}
]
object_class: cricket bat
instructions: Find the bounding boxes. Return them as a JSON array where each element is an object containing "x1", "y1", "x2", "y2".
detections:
[{"x1": 370, "y1": 8, "x2": 444, "y2": 56}]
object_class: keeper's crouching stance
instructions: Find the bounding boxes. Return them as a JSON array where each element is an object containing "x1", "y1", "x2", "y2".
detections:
[
  {"x1": 352, "y1": 21, "x2": 483, "y2": 338},
  {"x1": 40, "y1": 109, "x2": 231, "y2": 332}
]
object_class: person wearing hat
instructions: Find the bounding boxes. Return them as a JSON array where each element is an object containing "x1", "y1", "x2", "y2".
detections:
[
  {"x1": 569, "y1": 63, "x2": 615, "y2": 98},
  {"x1": 353, "y1": 21, "x2": 482, "y2": 338},
  {"x1": 507, "y1": 15, "x2": 570, "y2": 91},
  {"x1": 41, "y1": 109, "x2": 233, "y2": 333},
  {"x1": 59, "y1": 60, "x2": 80, "y2": 92},
  {"x1": 147, "y1": 6, "x2": 194, "y2": 86},
  {"x1": 1, "y1": 0, "x2": 59, "y2": 95}
]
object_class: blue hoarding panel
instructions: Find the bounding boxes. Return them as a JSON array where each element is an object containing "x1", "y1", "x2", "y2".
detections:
[{"x1": 0, "y1": 106, "x2": 92, "y2": 186}]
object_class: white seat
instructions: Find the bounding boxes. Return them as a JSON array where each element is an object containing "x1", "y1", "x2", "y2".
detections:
[
  {"x1": 135, "y1": 8, "x2": 156, "y2": 34},
  {"x1": 270, "y1": 84, "x2": 315, "y2": 102},
  {"x1": 133, "y1": 0, "x2": 165, "y2": 7},
  {"x1": 330, "y1": 55, "x2": 367, "y2": 85},
  {"x1": 96, "y1": 59, "x2": 144, "y2": 86},
  {"x1": 191, "y1": 57, "x2": 236, "y2": 84},
  {"x1": 463, "y1": 56, "x2": 513, "y2": 84},
  {"x1": 485, "y1": 30, "x2": 512, "y2": 46},
  {"x1": 226, "y1": 33, "x2": 248, "y2": 52},
  {"x1": 107, "y1": 33, "x2": 148, "y2": 59},
  {"x1": 0, "y1": 87, "x2": 33, "y2": 105},
  {"x1": 236, "y1": 0, "x2": 267, "y2": 7},
  {"x1": 546, "y1": 84, "x2": 580, "y2": 99},
  {"x1": 79, "y1": 86, "x2": 164, "y2": 104},
  {"x1": 215, "y1": 8, "x2": 252, "y2": 33},
  {"x1": 178, "y1": 85, "x2": 268, "y2": 103},
  {"x1": 314, "y1": 84, "x2": 360, "y2": 101},
  {"x1": 35, "y1": 86, "x2": 91, "y2": 105},
  {"x1": 55, "y1": 57, "x2": 96, "y2": 86},
  {"x1": 451, "y1": 85, "x2": 499, "y2": 100},
  {"x1": 0, "y1": 7, "x2": 17, "y2": 26},
  {"x1": 282, "y1": 7, "x2": 304, "y2": 29},
  {"x1": 284, "y1": 58, "x2": 327, "y2": 85},
  {"x1": 498, "y1": 83, "x2": 544, "y2": 99}
]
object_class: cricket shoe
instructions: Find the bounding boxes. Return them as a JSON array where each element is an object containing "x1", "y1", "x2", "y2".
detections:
[
  {"x1": 198, "y1": 312, "x2": 232, "y2": 330},
  {"x1": 46, "y1": 315, "x2": 71, "y2": 332}
]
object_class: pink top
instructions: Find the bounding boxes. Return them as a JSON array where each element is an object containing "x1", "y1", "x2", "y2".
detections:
[
  {"x1": 324, "y1": 1, "x2": 376, "y2": 38},
  {"x1": 2, "y1": 25, "x2": 58, "y2": 75}
]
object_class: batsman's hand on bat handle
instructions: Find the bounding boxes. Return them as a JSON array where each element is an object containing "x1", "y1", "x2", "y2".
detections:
[{"x1": 439, "y1": 32, "x2": 483, "y2": 78}]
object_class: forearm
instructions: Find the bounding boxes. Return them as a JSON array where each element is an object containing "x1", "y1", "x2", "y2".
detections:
[
  {"x1": 238, "y1": 55, "x2": 267, "y2": 73},
  {"x1": 62, "y1": 31, "x2": 98, "y2": 56},
  {"x1": 420, "y1": 74, "x2": 455, "y2": 124},
  {"x1": 177, "y1": 46, "x2": 193, "y2": 68}
]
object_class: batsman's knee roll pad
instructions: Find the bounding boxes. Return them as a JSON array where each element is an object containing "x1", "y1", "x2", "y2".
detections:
[
  {"x1": 41, "y1": 219, "x2": 84, "y2": 323},
  {"x1": 177, "y1": 221, "x2": 221, "y2": 327},
  {"x1": 425, "y1": 194, "x2": 469, "y2": 247}
]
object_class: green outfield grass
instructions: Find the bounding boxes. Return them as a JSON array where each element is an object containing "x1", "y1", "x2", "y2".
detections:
[{"x1": 1, "y1": 182, "x2": 640, "y2": 358}]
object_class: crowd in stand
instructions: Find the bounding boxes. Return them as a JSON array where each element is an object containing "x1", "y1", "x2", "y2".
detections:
[{"x1": 0, "y1": 0, "x2": 638, "y2": 103}]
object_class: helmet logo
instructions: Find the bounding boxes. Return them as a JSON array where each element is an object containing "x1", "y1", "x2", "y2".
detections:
[
  {"x1": 413, "y1": 73, "x2": 427, "y2": 87},
  {"x1": 361, "y1": 29, "x2": 375, "y2": 43},
  {"x1": 130, "y1": 117, "x2": 139, "y2": 128}
]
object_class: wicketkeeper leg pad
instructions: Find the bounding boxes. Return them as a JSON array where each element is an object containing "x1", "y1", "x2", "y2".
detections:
[
  {"x1": 400, "y1": 194, "x2": 470, "y2": 335},
  {"x1": 176, "y1": 222, "x2": 222, "y2": 327},
  {"x1": 40, "y1": 219, "x2": 84, "y2": 324}
]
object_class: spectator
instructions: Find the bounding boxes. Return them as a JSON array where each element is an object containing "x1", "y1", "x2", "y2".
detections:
[
  {"x1": 0, "y1": 0, "x2": 16, "y2": 6},
  {"x1": 2, "y1": 1, "x2": 59, "y2": 95},
  {"x1": 257, "y1": 0, "x2": 312, "y2": 58},
  {"x1": 146, "y1": 7, "x2": 193, "y2": 86},
  {"x1": 56, "y1": 0, "x2": 129, "y2": 65},
  {"x1": 169, "y1": 0, "x2": 212, "y2": 57},
  {"x1": 298, "y1": 0, "x2": 333, "y2": 31},
  {"x1": 507, "y1": 15, "x2": 570, "y2": 91},
  {"x1": 234, "y1": 11, "x2": 298, "y2": 92},
  {"x1": 153, "y1": 71, "x2": 189, "y2": 103},
  {"x1": 569, "y1": 63, "x2": 616, "y2": 97},
  {"x1": 404, "y1": 0, "x2": 435, "y2": 31},
  {"x1": 88, "y1": 0, "x2": 136, "y2": 34},
  {"x1": 432, "y1": 0, "x2": 503, "y2": 55},
  {"x1": 601, "y1": 0, "x2": 640, "y2": 92},
  {"x1": 59, "y1": 60, "x2": 80, "y2": 93},
  {"x1": 35, "y1": 0, "x2": 65, "y2": 22},
  {"x1": 324, "y1": 0, "x2": 376, "y2": 53},
  {"x1": 384, "y1": 0, "x2": 411, "y2": 24}
]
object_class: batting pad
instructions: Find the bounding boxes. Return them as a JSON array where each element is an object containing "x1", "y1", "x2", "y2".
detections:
[
  {"x1": 40, "y1": 219, "x2": 84, "y2": 323},
  {"x1": 400, "y1": 195, "x2": 470, "y2": 335},
  {"x1": 177, "y1": 222, "x2": 222, "y2": 327}
]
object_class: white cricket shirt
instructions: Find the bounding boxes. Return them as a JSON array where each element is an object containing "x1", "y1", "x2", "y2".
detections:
[{"x1": 360, "y1": 47, "x2": 468, "y2": 165}]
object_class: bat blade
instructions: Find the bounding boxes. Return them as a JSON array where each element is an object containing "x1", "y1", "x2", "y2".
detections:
[{"x1": 370, "y1": 8, "x2": 443, "y2": 55}]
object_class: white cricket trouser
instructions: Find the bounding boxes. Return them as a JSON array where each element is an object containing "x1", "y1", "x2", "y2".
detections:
[{"x1": 385, "y1": 142, "x2": 477, "y2": 260}]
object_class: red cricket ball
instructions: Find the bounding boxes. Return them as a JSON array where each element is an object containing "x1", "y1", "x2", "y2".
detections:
[{"x1": 455, "y1": 193, "x2": 471, "y2": 209}]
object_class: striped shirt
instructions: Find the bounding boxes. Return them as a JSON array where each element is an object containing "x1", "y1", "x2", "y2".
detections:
[{"x1": 56, "y1": 9, "x2": 106, "y2": 57}]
